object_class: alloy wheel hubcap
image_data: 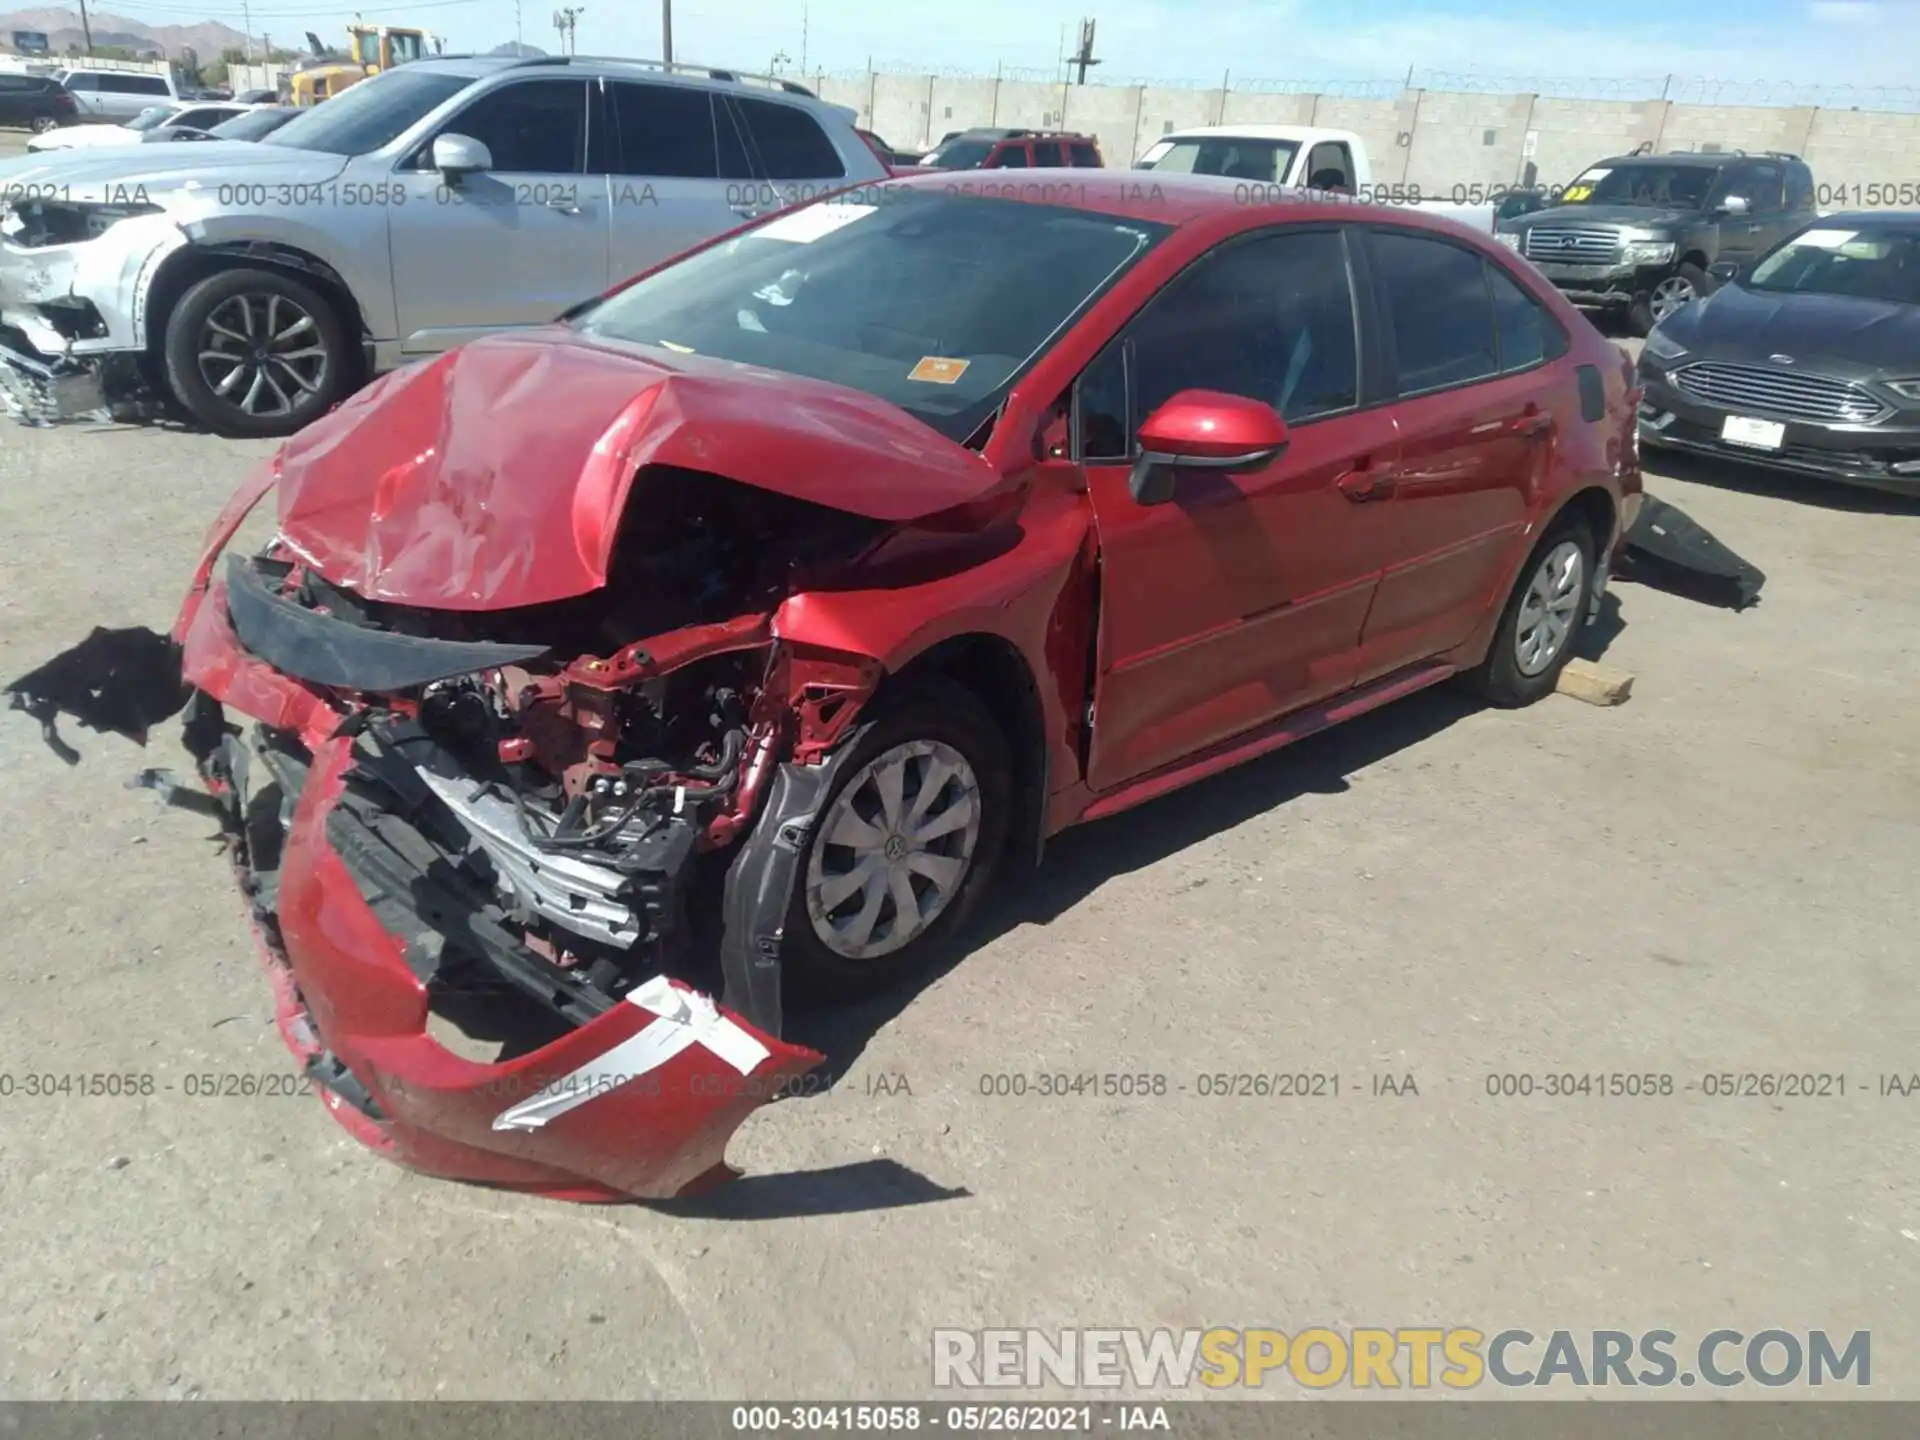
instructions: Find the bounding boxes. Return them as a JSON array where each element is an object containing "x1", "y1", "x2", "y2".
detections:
[
  {"x1": 1650, "y1": 276, "x2": 1695, "y2": 321},
  {"x1": 1514, "y1": 540, "x2": 1586, "y2": 677},
  {"x1": 805, "y1": 739, "x2": 982, "y2": 961},
  {"x1": 197, "y1": 292, "x2": 328, "y2": 418}
]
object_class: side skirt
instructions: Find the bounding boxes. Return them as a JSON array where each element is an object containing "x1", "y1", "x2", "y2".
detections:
[{"x1": 1076, "y1": 661, "x2": 1457, "y2": 825}]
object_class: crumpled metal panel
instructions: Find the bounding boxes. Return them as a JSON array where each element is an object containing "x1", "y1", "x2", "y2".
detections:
[{"x1": 267, "y1": 326, "x2": 1003, "y2": 613}]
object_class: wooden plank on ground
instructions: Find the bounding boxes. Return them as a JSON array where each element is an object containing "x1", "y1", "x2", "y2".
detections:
[{"x1": 1557, "y1": 658, "x2": 1635, "y2": 706}]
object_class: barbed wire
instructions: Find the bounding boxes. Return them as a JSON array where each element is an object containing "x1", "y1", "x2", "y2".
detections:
[{"x1": 806, "y1": 63, "x2": 1920, "y2": 113}]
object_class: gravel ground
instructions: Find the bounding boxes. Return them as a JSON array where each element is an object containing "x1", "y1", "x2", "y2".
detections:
[{"x1": 0, "y1": 193, "x2": 1916, "y2": 1402}]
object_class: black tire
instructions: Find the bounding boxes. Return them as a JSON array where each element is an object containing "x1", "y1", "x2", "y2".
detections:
[
  {"x1": 1628, "y1": 262, "x2": 1714, "y2": 337},
  {"x1": 781, "y1": 678, "x2": 1012, "y2": 1005},
  {"x1": 29, "y1": 114, "x2": 58, "y2": 134},
  {"x1": 162, "y1": 267, "x2": 351, "y2": 438},
  {"x1": 1463, "y1": 512, "x2": 1596, "y2": 708}
]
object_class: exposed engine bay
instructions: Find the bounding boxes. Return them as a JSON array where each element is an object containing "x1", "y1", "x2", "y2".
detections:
[{"x1": 200, "y1": 469, "x2": 891, "y2": 1040}]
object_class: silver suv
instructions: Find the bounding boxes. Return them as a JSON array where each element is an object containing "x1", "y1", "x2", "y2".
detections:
[{"x1": 0, "y1": 56, "x2": 884, "y2": 435}]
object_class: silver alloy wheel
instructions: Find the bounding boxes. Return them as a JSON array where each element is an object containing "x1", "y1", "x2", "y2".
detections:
[
  {"x1": 1514, "y1": 539, "x2": 1587, "y2": 677},
  {"x1": 197, "y1": 291, "x2": 329, "y2": 418},
  {"x1": 1649, "y1": 274, "x2": 1696, "y2": 322},
  {"x1": 30, "y1": 116, "x2": 56, "y2": 133},
  {"x1": 805, "y1": 739, "x2": 983, "y2": 961}
]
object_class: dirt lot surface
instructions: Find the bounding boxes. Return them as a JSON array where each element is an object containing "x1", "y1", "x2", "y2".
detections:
[{"x1": 1, "y1": 272, "x2": 1917, "y2": 1402}]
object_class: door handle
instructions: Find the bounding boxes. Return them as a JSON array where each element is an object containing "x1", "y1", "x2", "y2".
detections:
[
  {"x1": 1509, "y1": 405, "x2": 1553, "y2": 437},
  {"x1": 546, "y1": 197, "x2": 582, "y2": 215},
  {"x1": 1337, "y1": 462, "x2": 1398, "y2": 502},
  {"x1": 730, "y1": 204, "x2": 767, "y2": 219}
]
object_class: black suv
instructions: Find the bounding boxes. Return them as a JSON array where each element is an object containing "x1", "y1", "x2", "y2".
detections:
[
  {"x1": 1496, "y1": 149, "x2": 1818, "y2": 335},
  {"x1": 0, "y1": 72, "x2": 79, "y2": 134}
]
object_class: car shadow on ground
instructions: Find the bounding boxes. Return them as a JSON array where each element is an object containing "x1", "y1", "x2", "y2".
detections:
[
  {"x1": 782, "y1": 680, "x2": 1487, "y2": 1092},
  {"x1": 1647, "y1": 447, "x2": 1920, "y2": 516}
]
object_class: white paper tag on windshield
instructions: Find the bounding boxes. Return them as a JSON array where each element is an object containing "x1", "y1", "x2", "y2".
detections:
[
  {"x1": 755, "y1": 203, "x2": 876, "y2": 243},
  {"x1": 1575, "y1": 168, "x2": 1611, "y2": 184},
  {"x1": 1792, "y1": 228, "x2": 1858, "y2": 249}
]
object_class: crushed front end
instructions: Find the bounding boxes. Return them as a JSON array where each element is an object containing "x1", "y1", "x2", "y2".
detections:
[
  {"x1": 163, "y1": 468, "x2": 893, "y2": 1202},
  {"x1": 0, "y1": 191, "x2": 175, "y2": 424}
]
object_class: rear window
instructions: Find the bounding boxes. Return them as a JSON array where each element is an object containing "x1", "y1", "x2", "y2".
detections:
[
  {"x1": 1138, "y1": 137, "x2": 1297, "y2": 183},
  {"x1": 1069, "y1": 143, "x2": 1100, "y2": 166},
  {"x1": 1367, "y1": 229, "x2": 1500, "y2": 394},
  {"x1": 731, "y1": 95, "x2": 844, "y2": 180}
]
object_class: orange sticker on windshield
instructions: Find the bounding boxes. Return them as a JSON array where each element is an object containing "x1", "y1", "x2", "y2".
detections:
[{"x1": 909, "y1": 356, "x2": 970, "y2": 384}]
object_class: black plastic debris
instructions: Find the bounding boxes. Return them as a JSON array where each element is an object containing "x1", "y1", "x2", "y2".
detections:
[
  {"x1": 3, "y1": 626, "x2": 190, "y2": 764},
  {"x1": 1615, "y1": 495, "x2": 1766, "y2": 611}
]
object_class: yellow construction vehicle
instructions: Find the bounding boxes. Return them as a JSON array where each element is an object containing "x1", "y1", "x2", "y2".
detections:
[{"x1": 278, "y1": 23, "x2": 433, "y2": 105}]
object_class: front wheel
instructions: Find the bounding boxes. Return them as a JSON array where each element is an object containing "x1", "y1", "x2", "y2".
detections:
[
  {"x1": 782, "y1": 679, "x2": 1011, "y2": 1003},
  {"x1": 1464, "y1": 514, "x2": 1595, "y2": 708},
  {"x1": 1629, "y1": 262, "x2": 1714, "y2": 336},
  {"x1": 162, "y1": 268, "x2": 351, "y2": 438}
]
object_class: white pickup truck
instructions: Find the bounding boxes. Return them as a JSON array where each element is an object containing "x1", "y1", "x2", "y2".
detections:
[{"x1": 1135, "y1": 124, "x2": 1502, "y2": 231}]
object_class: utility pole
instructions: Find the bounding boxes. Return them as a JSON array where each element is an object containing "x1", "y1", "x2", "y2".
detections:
[
  {"x1": 515, "y1": 0, "x2": 522, "y2": 52},
  {"x1": 77, "y1": 0, "x2": 94, "y2": 55},
  {"x1": 800, "y1": 4, "x2": 807, "y2": 74},
  {"x1": 241, "y1": 0, "x2": 253, "y2": 61},
  {"x1": 661, "y1": 0, "x2": 673, "y2": 63},
  {"x1": 1070, "y1": 17, "x2": 1100, "y2": 85},
  {"x1": 553, "y1": 6, "x2": 581, "y2": 55}
]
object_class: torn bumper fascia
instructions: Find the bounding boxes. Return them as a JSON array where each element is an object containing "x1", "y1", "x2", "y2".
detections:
[
  {"x1": 172, "y1": 476, "x2": 826, "y2": 1202},
  {"x1": 0, "y1": 214, "x2": 186, "y2": 423}
]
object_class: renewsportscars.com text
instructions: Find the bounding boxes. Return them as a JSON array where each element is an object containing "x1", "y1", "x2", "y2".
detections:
[{"x1": 931, "y1": 1327, "x2": 1871, "y2": 1390}]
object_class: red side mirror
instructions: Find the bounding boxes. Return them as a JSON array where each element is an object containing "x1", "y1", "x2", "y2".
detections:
[{"x1": 1131, "y1": 390, "x2": 1289, "y2": 504}]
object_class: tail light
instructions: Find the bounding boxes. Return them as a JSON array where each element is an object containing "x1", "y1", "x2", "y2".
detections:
[{"x1": 54, "y1": 92, "x2": 78, "y2": 111}]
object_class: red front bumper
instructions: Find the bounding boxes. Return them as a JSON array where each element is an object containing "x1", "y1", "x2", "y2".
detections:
[{"x1": 173, "y1": 542, "x2": 821, "y2": 1202}]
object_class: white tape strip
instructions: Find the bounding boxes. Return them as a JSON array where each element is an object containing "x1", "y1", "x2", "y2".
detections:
[{"x1": 491, "y1": 976, "x2": 770, "y2": 1132}]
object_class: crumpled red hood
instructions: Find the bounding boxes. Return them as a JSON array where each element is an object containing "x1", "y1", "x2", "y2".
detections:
[{"x1": 271, "y1": 328, "x2": 1000, "y2": 611}]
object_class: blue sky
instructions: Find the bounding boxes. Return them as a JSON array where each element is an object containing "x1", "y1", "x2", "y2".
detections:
[{"x1": 88, "y1": 0, "x2": 1920, "y2": 94}]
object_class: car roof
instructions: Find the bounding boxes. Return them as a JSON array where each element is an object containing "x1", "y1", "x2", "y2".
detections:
[
  {"x1": 1815, "y1": 210, "x2": 1920, "y2": 228},
  {"x1": 884, "y1": 167, "x2": 1492, "y2": 232},
  {"x1": 1162, "y1": 123, "x2": 1362, "y2": 147},
  {"x1": 1603, "y1": 152, "x2": 1738, "y2": 167}
]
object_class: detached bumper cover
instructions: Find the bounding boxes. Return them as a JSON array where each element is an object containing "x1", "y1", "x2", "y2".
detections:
[{"x1": 167, "y1": 486, "x2": 823, "y2": 1201}]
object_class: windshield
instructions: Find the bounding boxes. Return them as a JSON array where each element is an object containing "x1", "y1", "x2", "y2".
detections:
[
  {"x1": 125, "y1": 106, "x2": 177, "y2": 132},
  {"x1": 574, "y1": 189, "x2": 1170, "y2": 444},
  {"x1": 211, "y1": 107, "x2": 294, "y2": 140},
  {"x1": 1138, "y1": 138, "x2": 1299, "y2": 184},
  {"x1": 262, "y1": 67, "x2": 471, "y2": 155},
  {"x1": 922, "y1": 137, "x2": 996, "y2": 168},
  {"x1": 1562, "y1": 163, "x2": 1717, "y2": 209},
  {"x1": 1746, "y1": 225, "x2": 1920, "y2": 305}
]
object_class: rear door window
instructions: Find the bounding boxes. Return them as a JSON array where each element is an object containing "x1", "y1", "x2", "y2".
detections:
[
  {"x1": 1032, "y1": 140, "x2": 1064, "y2": 166},
  {"x1": 1784, "y1": 164, "x2": 1814, "y2": 211},
  {"x1": 731, "y1": 95, "x2": 844, "y2": 179},
  {"x1": 1366, "y1": 229, "x2": 1499, "y2": 395},
  {"x1": 1304, "y1": 141, "x2": 1355, "y2": 190},
  {"x1": 607, "y1": 80, "x2": 719, "y2": 177},
  {"x1": 1069, "y1": 142, "x2": 1101, "y2": 166}
]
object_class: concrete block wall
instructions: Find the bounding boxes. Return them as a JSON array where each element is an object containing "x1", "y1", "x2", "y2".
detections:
[{"x1": 814, "y1": 68, "x2": 1920, "y2": 204}]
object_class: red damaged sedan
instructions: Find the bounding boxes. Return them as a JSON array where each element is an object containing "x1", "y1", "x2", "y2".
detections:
[{"x1": 73, "y1": 174, "x2": 1642, "y2": 1200}]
